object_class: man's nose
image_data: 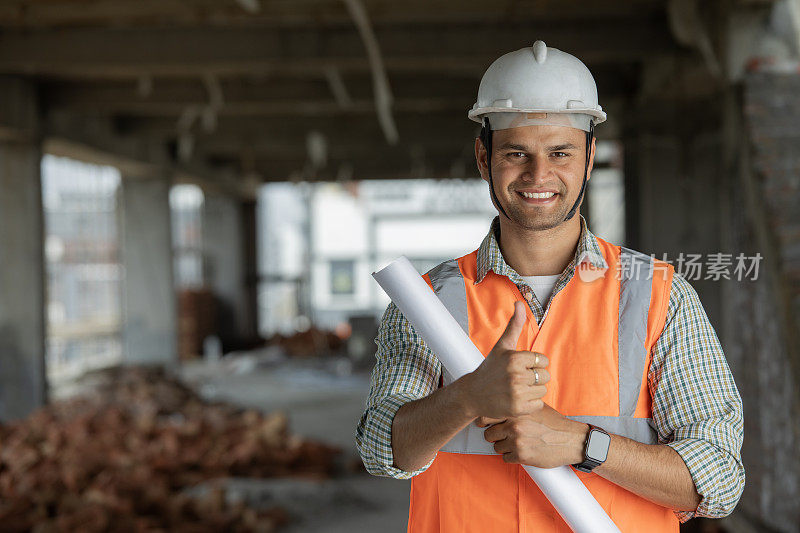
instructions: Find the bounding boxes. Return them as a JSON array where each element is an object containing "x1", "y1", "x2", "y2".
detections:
[{"x1": 519, "y1": 155, "x2": 551, "y2": 182}]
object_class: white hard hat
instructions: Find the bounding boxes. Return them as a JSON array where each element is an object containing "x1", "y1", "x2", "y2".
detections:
[{"x1": 468, "y1": 41, "x2": 606, "y2": 132}]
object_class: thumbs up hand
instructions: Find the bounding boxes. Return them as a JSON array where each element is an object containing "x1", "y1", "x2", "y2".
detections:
[{"x1": 459, "y1": 301, "x2": 550, "y2": 421}]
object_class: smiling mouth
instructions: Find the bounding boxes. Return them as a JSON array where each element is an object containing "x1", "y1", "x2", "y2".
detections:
[{"x1": 516, "y1": 191, "x2": 559, "y2": 202}]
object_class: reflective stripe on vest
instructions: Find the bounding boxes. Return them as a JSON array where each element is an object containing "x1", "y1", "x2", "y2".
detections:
[{"x1": 428, "y1": 249, "x2": 659, "y2": 453}]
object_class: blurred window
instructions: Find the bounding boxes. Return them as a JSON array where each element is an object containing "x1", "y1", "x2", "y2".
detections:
[
  {"x1": 587, "y1": 141, "x2": 626, "y2": 246},
  {"x1": 257, "y1": 183, "x2": 307, "y2": 336},
  {"x1": 330, "y1": 259, "x2": 355, "y2": 295},
  {"x1": 170, "y1": 184, "x2": 205, "y2": 288},
  {"x1": 42, "y1": 155, "x2": 123, "y2": 382}
]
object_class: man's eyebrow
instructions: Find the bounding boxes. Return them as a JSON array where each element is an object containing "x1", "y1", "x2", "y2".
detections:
[
  {"x1": 496, "y1": 142, "x2": 529, "y2": 151},
  {"x1": 495, "y1": 142, "x2": 581, "y2": 151},
  {"x1": 547, "y1": 143, "x2": 580, "y2": 151}
]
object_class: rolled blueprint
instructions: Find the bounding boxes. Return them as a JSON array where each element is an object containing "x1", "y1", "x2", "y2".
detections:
[{"x1": 372, "y1": 256, "x2": 620, "y2": 533}]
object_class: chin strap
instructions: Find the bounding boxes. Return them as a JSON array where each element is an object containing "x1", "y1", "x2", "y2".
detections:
[
  {"x1": 479, "y1": 118, "x2": 511, "y2": 221},
  {"x1": 564, "y1": 121, "x2": 594, "y2": 222},
  {"x1": 479, "y1": 118, "x2": 594, "y2": 223}
]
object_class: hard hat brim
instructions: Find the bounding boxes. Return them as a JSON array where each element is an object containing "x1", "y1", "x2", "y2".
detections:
[{"x1": 468, "y1": 107, "x2": 607, "y2": 125}]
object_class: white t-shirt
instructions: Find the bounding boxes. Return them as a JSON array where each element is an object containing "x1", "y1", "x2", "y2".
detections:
[{"x1": 519, "y1": 274, "x2": 561, "y2": 308}]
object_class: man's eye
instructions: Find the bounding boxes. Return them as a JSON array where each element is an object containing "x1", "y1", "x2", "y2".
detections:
[
  {"x1": 508, "y1": 152, "x2": 527, "y2": 158},
  {"x1": 551, "y1": 152, "x2": 569, "y2": 158}
]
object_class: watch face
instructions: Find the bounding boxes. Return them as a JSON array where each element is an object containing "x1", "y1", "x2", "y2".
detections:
[{"x1": 587, "y1": 430, "x2": 611, "y2": 462}]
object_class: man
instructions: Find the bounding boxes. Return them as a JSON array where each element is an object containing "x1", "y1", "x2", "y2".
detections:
[{"x1": 356, "y1": 41, "x2": 744, "y2": 532}]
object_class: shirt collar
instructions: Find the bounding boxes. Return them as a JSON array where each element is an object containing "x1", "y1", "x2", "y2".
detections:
[{"x1": 475, "y1": 214, "x2": 608, "y2": 285}]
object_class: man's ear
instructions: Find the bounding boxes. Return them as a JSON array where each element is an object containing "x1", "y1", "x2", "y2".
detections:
[{"x1": 475, "y1": 137, "x2": 489, "y2": 183}]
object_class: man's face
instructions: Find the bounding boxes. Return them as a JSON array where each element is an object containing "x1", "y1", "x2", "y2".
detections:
[{"x1": 475, "y1": 124, "x2": 594, "y2": 231}]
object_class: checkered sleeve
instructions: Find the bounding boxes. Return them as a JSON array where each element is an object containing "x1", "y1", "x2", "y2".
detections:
[
  {"x1": 355, "y1": 301, "x2": 442, "y2": 479},
  {"x1": 649, "y1": 273, "x2": 745, "y2": 522}
]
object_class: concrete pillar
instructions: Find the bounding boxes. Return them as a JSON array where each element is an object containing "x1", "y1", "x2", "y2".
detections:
[
  {"x1": 120, "y1": 176, "x2": 177, "y2": 365},
  {"x1": 622, "y1": 102, "x2": 725, "y2": 324},
  {"x1": 204, "y1": 193, "x2": 258, "y2": 350},
  {"x1": 0, "y1": 140, "x2": 46, "y2": 421},
  {"x1": 728, "y1": 68, "x2": 800, "y2": 533},
  {"x1": 241, "y1": 199, "x2": 260, "y2": 341}
]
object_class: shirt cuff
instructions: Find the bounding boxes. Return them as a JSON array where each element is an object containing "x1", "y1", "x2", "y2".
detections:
[
  {"x1": 666, "y1": 437, "x2": 744, "y2": 521},
  {"x1": 356, "y1": 392, "x2": 437, "y2": 479}
]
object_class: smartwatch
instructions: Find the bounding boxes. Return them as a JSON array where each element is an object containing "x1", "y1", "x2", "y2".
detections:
[{"x1": 573, "y1": 424, "x2": 611, "y2": 473}]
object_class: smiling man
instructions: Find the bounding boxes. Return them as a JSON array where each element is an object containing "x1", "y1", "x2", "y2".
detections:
[{"x1": 356, "y1": 41, "x2": 745, "y2": 532}]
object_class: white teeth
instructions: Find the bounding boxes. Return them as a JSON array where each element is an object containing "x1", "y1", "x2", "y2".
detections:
[{"x1": 520, "y1": 191, "x2": 555, "y2": 199}]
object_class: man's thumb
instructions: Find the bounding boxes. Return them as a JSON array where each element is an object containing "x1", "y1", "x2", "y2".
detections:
[{"x1": 497, "y1": 301, "x2": 525, "y2": 350}]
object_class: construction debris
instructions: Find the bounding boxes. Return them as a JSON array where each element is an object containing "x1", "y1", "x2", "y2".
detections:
[
  {"x1": 178, "y1": 288, "x2": 217, "y2": 361},
  {"x1": 0, "y1": 366, "x2": 340, "y2": 532},
  {"x1": 266, "y1": 327, "x2": 346, "y2": 358}
]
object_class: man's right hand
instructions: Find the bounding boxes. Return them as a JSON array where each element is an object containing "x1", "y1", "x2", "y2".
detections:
[{"x1": 460, "y1": 301, "x2": 550, "y2": 421}]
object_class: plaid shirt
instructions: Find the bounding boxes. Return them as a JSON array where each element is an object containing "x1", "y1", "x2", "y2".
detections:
[{"x1": 356, "y1": 215, "x2": 745, "y2": 522}]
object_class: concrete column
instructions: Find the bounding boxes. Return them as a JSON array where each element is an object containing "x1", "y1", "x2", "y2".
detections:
[
  {"x1": 0, "y1": 140, "x2": 46, "y2": 421},
  {"x1": 120, "y1": 176, "x2": 177, "y2": 365},
  {"x1": 622, "y1": 103, "x2": 725, "y2": 324},
  {"x1": 240, "y1": 199, "x2": 260, "y2": 341},
  {"x1": 204, "y1": 193, "x2": 257, "y2": 349}
]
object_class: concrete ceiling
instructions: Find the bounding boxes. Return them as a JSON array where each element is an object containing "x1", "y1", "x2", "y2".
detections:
[{"x1": 0, "y1": 0, "x2": 732, "y2": 189}]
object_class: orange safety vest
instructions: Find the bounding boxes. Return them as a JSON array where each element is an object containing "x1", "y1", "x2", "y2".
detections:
[{"x1": 411, "y1": 236, "x2": 678, "y2": 533}]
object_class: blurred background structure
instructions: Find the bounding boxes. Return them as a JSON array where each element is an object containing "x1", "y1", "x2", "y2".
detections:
[{"x1": 0, "y1": 0, "x2": 798, "y2": 531}]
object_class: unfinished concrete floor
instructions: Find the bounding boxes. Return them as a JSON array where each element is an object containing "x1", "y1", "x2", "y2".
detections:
[{"x1": 180, "y1": 353, "x2": 410, "y2": 532}]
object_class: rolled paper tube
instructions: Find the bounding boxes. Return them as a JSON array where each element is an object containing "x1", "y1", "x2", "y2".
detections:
[{"x1": 372, "y1": 256, "x2": 620, "y2": 533}]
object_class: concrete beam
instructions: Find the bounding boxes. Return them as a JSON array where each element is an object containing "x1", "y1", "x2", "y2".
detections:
[
  {"x1": 247, "y1": 149, "x2": 480, "y2": 182},
  {"x1": 117, "y1": 111, "x2": 479, "y2": 141},
  {"x1": 40, "y1": 65, "x2": 636, "y2": 116},
  {"x1": 0, "y1": 0, "x2": 671, "y2": 29},
  {"x1": 0, "y1": 21, "x2": 674, "y2": 78},
  {"x1": 43, "y1": 111, "x2": 248, "y2": 197},
  {"x1": 44, "y1": 111, "x2": 168, "y2": 177},
  {"x1": 115, "y1": 110, "x2": 480, "y2": 182},
  {"x1": 50, "y1": 97, "x2": 471, "y2": 118},
  {"x1": 193, "y1": 136, "x2": 471, "y2": 162}
]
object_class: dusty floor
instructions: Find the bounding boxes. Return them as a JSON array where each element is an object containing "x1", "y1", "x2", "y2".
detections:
[{"x1": 180, "y1": 354, "x2": 410, "y2": 532}]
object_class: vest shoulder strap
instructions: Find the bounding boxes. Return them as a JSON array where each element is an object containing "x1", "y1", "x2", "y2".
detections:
[
  {"x1": 427, "y1": 258, "x2": 469, "y2": 337},
  {"x1": 617, "y1": 246, "x2": 674, "y2": 420}
]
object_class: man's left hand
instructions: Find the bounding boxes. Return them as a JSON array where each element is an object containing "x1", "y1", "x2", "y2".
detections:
[{"x1": 479, "y1": 403, "x2": 590, "y2": 468}]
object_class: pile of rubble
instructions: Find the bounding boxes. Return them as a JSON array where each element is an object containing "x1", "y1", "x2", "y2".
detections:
[
  {"x1": 266, "y1": 327, "x2": 346, "y2": 358},
  {"x1": 0, "y1": 366, "x2": 340, "y2": 532}
]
